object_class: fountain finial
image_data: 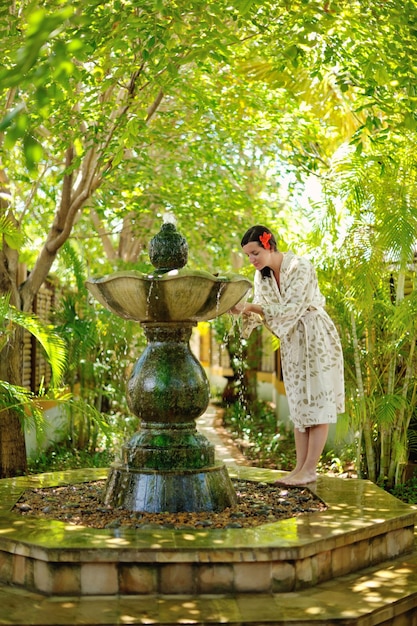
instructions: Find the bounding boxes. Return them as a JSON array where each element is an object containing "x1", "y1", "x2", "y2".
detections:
[{"x1": 148, "y1": 218, "x2": 188, "y2": 271}]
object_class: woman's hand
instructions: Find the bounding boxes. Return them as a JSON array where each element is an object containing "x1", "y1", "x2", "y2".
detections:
[
  {"x1": 229, "y1": 302, "x2": 263, "y2": 317},
  {"x1": 229, "y1": 302, "x2": 250, "y2": 315}
]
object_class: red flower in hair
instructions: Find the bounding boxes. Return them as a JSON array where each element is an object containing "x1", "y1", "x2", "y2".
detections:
[{"x1": 259, "y1": 232, "x2": 272, "y2": 249}]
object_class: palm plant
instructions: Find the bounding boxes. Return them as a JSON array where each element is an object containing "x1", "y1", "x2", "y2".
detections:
[
  {"x1": 0, "y1": 292, "x2": 68, "y2": 438},
  {"x1": 320, "y1": 138, "x2": 417, "y2": 487}
]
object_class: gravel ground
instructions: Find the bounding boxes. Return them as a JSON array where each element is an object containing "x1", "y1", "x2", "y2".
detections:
[{"x1": 14, "y1": 480, "x2": 326, "y2": 530}]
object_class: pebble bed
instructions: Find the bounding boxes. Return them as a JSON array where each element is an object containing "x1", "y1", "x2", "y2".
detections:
[{"x1": 14, "y1": 479, "x2": 326, "y2": 530}]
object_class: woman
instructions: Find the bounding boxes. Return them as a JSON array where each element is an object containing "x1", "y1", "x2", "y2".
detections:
[{"x1": 230, "y1": 225, "x2": 345, "y2": 486}]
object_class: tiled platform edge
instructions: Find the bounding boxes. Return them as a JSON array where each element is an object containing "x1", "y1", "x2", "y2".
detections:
[
  {"x1": 0, "y1": 466, "x2": 415, "y2": 598},
  {"x1": 0, "y1": 534, "x2": 417, "y2": 624}
]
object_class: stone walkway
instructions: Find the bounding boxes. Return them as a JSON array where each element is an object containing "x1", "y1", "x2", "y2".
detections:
[{"x1": 196, "y1": 404, "x2": 251, "y2": 468}]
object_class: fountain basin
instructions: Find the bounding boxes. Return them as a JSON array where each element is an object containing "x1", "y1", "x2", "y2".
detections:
[{"x1": 85, "y1": 268, "x2": 252, "y2": 323}]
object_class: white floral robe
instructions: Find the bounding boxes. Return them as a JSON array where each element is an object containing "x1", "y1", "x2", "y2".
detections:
[{"x1": 242, "y1": 251, "x2": 345, "y2": 432}]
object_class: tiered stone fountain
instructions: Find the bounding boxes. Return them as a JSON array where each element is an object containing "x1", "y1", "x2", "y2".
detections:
[
  {"x1": 86, "y1": 219, "x2": 252, "y2": 513},
  {"x1": 0, "y1": 220, "x2": 416, "y2": 624}
]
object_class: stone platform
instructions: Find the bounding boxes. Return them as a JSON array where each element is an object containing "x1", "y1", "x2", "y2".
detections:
[
  {"x1": 1, "y1": 546, "x2": 417, "y2": 625},
  {"x1": 0, "y1": 467, "x2": 414, "y2": 597},
  {"x1": 0, "y1": 407, "x2": 416, "y2": 624}
]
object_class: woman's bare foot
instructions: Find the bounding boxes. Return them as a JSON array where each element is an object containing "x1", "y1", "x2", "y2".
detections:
[
  {"x1": 280, "y1": 472, "x2": 318, "y2": 486},
  {"x1": 273, "y1": 469, "x2": 298, "y2": 485}
]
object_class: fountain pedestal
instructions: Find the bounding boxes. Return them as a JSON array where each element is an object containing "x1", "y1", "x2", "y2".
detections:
[{"x1": 104, "y1": 322, "x2": 237, "y2": 512}]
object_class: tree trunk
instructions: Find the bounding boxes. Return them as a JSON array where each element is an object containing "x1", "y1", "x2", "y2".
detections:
[
  {"x1": 0, "y1": 168, "x2": 28, "y2": 476},
  {"x1": 350, "y1": 312, "x2": 377, "y2": 481},
  {"x1": 0, "y1": 324, "x2": 27, "y2": 476},
  {"x1": 0, "y1": 410, "x2": 27, "y2": 477}
]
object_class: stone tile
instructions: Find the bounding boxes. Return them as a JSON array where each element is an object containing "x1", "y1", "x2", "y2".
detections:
[
  {"x1": 234, "y1": 561, "x2": 272, "y2": 592},
  {"x1": 332, "y1": 544, "x2": 354, "y2": 577},
  {"x1": 117, "y1": 596, "x2": 160, "y2": 623},
  {"x1": 294, "y1": 555, "x2": 318, "y2": 588},
  {"x1": 197, "y1": 562, "x2": 234, "y2": 593},
  {"x1": 0, "y1": 551, "x2": 13, "y2": 583},
  {"x1": 80, "y1": 562, "x2": 118, "y2": 595},
  {"x1": 392, "y1": 612, "x2": 417, "y2": 626},
  {"x1": 0, "y1": 468, "x2": 415, "y2": 599},
  {"x1": 316, "y1": 548, "x2": 332, "y2": 584},
  {"x1": 351, "y1": 537, "x2": 372, "y2": 571},
  {"x1": 159, "y1": 563, "x2": 195, "y2": 594},
  {"x1": 387, "y1": 525, "x2": 414, "y2": 556},
  {"x1": 47, "y1": 597, "x2": 121, "y2": 625},
  {"x1": 371, "y1": 533, "x2": 388, "y2": 563},
  {"x1": 50, "y1": 564, "x2": 80, "y2": 594},
  {"x1": 156, "y1": 596, "x2": 204, "y2": 624},
  {"x1": 0, "y1": 407, "x2": 416, "y2": 623},
  {"x1": 236, "y1": 594, "x2": 278, "y2": 622},
  {"x1": 192, "y1": 596, "x2": 241, "y2": 623},
  {"x1": 197, "y1": 549, "x2": 242, "y2": 563},
  {"x1": 393, "y1": 593, "x2": 417, "y2": 618},
  {"x1": 33, "y1": 560, "x2": 53, "y2": 594},
  {"x1": 119, "y1": 563, "x2": 157, "y2": 594},
  {"x1": 0, "y1": 552, "x2": 416, "y2": 625},
  {"x1": 0, "y1": 468, "x2": 415, "y2": 562},
  {"x1": 271, "y1": 560, "x2": 295, "y2": 592},
  {"x1": 11, "y1": 554, "x2": 26, "y2": 586}
]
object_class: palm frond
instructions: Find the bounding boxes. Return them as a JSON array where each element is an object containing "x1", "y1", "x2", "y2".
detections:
[
  {"x1": 65, "y1": 397, "x2": 113, "y2": 439},
  {"x1": 60, "y1": 241, "x2": 88, "y2": 294},
  {"x1": 3, "y1": 299, "x2": 67, "y2": 385},
  {"x1": 0, "y1": 380, "x2": 37, "y2": 418},
  {"x1": 374, "y1": 394, "x2": 407, "y2": 428},
  {"x1": 0, "y1": 215, "x2": 25, "y2": 250}
]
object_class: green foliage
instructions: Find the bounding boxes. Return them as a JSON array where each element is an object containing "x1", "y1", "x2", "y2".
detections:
[
  {"x1": 0, "y1": 379, "x2": 43, "y2": 429},
  {"x1": 0, "y1": 215, "x2": 24, "y2": 250},
  {"x1": 3, "y1": 300, "x2": 67, "y2": 386},
  {"x1": 28, "y1": 445, "x2": 113, "y2": 474},
  {"x1": 0, "y1": 295, "x2": 69, "y2": 441},
  {"x1": 314, "y1": 138, "x2": 417, "y2": 487},
  {"x1": 2, "y1": 0, "x2": 417, "y2": 484},
  {"x1": 390, "y1": 474, "x2": 417, "y2": 505},
  {"x1": 0, "y1": 293, "x2": 67, "y2": 387},
  {"x1": 222, "y1": 400, "x2": 361, "y2": 476}
]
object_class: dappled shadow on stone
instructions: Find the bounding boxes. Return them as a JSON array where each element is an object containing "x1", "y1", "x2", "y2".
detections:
[{"x1": 14, "y1": 479, "x2": 326, "y2": 530}]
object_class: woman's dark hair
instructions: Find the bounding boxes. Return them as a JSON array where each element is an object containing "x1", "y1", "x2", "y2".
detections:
[{"x1": 241, "y1": 225, "x2": 277, "y2": 278}]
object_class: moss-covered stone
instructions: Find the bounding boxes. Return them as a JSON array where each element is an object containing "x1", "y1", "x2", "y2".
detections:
[{"x1": 148, "y1": 222, "x2": 188, "y2": 270}]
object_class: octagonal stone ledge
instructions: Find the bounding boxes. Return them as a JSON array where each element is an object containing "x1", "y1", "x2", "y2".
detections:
[{"x1": 0, "y1": 467, "x2": 415, "y2": 596}]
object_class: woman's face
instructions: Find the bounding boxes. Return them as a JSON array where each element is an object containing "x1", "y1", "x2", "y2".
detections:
[{"x1": 242, "y1": 241, "x2": 272, "y2": 270}]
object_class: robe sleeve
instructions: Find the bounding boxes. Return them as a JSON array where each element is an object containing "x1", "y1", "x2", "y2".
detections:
[{"x1": 247, "y1": 255, "x2": 325, "y2": 339}]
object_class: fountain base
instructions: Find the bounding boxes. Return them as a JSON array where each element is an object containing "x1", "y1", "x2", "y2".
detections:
[{"x1": 104, "y1": 461, "x2": 237, "y2": 512}]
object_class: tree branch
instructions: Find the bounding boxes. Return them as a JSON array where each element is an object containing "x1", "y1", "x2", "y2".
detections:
[{"x1": 146, "y1": 89, "x2": 164, "y2": 123}]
